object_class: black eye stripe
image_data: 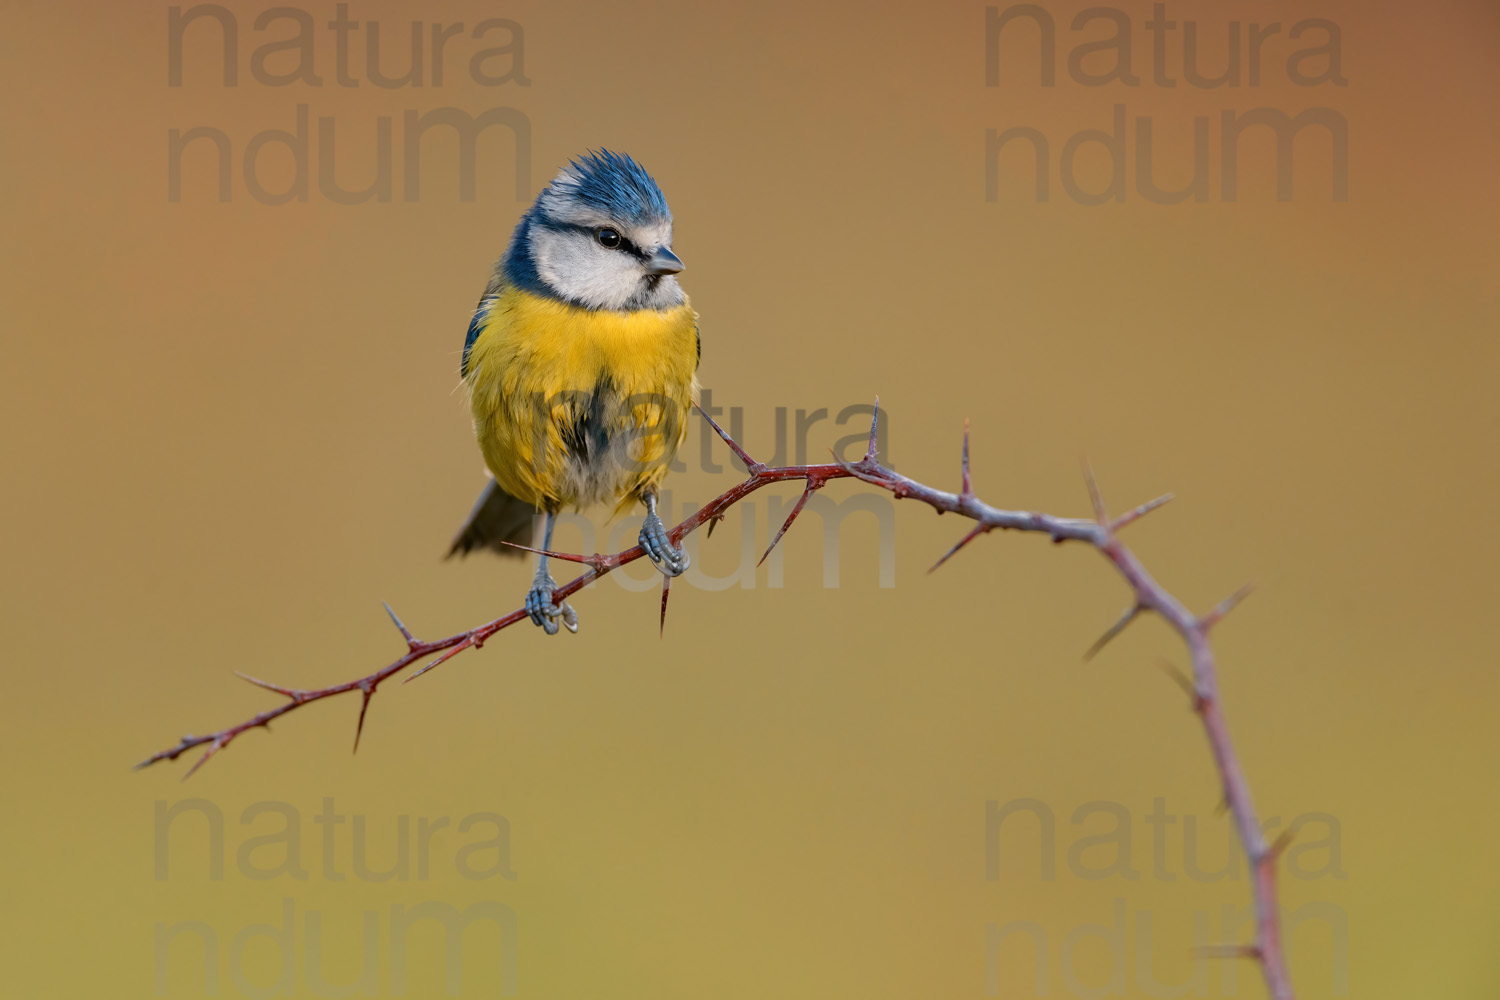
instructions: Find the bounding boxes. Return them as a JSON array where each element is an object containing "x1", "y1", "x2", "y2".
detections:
[
  {"x1": 610, "y1": 234, "x2": 649, "y2": 259},
  {"x1": 555, "y1": 222, "x2": 649, "y2": 260}
]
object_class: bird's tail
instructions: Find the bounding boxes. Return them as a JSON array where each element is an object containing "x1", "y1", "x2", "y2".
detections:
[{"x1": 447, "y1": 479, "x2": 538, "y2": 558}]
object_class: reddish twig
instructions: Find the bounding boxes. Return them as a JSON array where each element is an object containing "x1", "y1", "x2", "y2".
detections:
[{"x1": 137, "y1": 400, "x2": 1296, "y2": 1000}]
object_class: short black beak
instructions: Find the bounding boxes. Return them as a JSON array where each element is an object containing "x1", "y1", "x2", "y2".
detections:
[{"x1": 645, "y1": 246, "x2": 684, "y2": 276}]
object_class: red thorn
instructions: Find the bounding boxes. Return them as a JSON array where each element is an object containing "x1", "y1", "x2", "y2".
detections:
[
  {"x1": 961, "y1": 419, "x2": 972, "y2": 497},
  {"x1": 1161, "y1": 659, "x2": 1209, "y2": 715},
  {"x1": 1201, "y1": 582, "x2": 1255, "y2": 630},
  {"x1": 659, "y1": 575, "x2": 671, "y2": 638},
  {"x1": 1269, "y1": 827, "x2": 1296, "y2": 859},
  {"x1": 1157, "y1": 659, "x2": 1199, "y2": 705},
  {"x1": 234, "y1": 671, "x2": 302, "y2": 701},
  {"x1": 382, "y1": 601, "x2": 416, "y2": 647},
  {"x1": 1083, "y1": 604, "x2": 1143, "y2": 661},
  {"x1": 405, "y1": 639, "x2": 471, "y2": 683},
  {"x1": 1195, "y1": 944, "x2": 1262, "y2": 961},
  {"x1": 182, "y1": 738, "x2": 225, "y2": 781},
  {"x1": 693, "y1": 401, "x2": 760, "y2": 471},
  {"x1": 353, "y1": 684, "x2": 374, "y2": 754},
  {"x1": 759, "y1": 480, "x2": 822, "y2": 567},
  {"x1": 1083, "y1": 460, "x2": 1107, "y2": 524},
  {"x1": 498, "y1": 540, "x2": 592, "y2": 564},
  {"x1": 1110, "y1": 493, "x2": 1174, "y2": 532},
  {"x1": 929, "y1": 524, "x2": 987, "y2": 573}
]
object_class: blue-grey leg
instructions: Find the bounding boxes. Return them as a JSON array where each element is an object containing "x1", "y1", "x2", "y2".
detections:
[
  {"x1": 524, "y1": 511, "x2": 578, "y2": 635},
  {"x1": 638, "y1": 490, "x2": 689, "y2": 577}
]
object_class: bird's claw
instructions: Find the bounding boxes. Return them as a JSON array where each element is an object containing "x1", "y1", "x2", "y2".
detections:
[
  {"x1": 524, "y1": 574, "x2": 578, "y2": 635},
  {"x1": 639, "y1": 511, "x2": 689, "y2": 577}
]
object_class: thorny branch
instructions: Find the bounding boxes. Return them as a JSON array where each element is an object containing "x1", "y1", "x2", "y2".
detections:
[{"x1": 137, "y1": 400, "x2": 1297, "y2": 1000}]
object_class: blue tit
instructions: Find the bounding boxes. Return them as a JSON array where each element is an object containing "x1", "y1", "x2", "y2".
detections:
[{"x1": 448, "y1": 150, "x2": 700, "y2": 634}]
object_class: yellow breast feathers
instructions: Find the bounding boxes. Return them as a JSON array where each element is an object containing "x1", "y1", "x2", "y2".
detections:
[{"x1": 464, "y1": 287, "x2": 700, "y2": 514}]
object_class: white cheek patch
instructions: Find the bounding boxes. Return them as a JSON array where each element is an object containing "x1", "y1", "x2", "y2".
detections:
[{"x1": 530, "y1": 228, "x2": 646, "y2": 311}]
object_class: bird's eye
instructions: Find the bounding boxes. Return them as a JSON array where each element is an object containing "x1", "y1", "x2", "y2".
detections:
[{"x1": 596, "y1": 228, "x2": 621, "y2": 249}]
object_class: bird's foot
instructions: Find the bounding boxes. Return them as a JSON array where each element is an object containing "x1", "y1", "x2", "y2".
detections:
[
  {"x1": 639, "y1": 511, "x2": 690, "y2": 577},
  {"x1": 524, "y1": 572, "x2": 578, "y2": 635}
]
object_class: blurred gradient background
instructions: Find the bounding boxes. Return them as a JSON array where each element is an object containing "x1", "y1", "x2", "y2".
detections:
[{"x1": 2, "y1": 0, "x2": 1497, "y2": 996}]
